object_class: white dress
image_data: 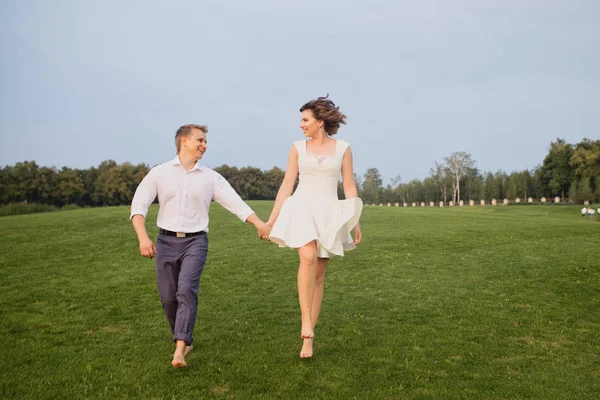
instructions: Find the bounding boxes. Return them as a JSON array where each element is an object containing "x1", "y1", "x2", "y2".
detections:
[{"x1": 269, "y1": 139, "x2": 363, "y2": 258}]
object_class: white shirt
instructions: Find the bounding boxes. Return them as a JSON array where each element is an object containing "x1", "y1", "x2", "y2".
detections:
[{"x1": 130, "y1": 156, "x2": 254, "y2": 233}]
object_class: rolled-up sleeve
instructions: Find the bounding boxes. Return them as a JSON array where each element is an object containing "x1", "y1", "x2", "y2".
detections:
[
  {"x1": 130, "y1": 168, "x2": 158, "y2": 219},
  {"x1": 212, "y1": 171, "x2": 254, "y2": 222}
]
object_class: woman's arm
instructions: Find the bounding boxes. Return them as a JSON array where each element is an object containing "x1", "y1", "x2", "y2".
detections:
[
  {"x1": 341, "y1": 146, "x2": 358, "y2": 199},
  {"x1": 341, "y1": 146, "x2": 362, "y2": 244},
  {"x1": 267, "y1": 145, "x2": 299, "y2": 225}
]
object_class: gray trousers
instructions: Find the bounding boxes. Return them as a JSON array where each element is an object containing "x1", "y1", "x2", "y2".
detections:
[{"x1": 155, "y1": 233, "x2": 208, "y2": 345}]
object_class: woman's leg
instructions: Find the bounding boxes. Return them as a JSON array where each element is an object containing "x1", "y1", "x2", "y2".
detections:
[
  {"x1": 297, "y1": 241, "x2": 317, "y2": 339},
  {"x1": 310, "y1": 257, "x2": 329, "y2": 328},
  {"x1": 301, "y1": 257, "x2": 329, "y2": 358}
]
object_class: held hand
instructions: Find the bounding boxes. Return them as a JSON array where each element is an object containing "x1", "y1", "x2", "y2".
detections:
[
  {"x1": 139, "y1": 238, "x2": 157, "y2": 259},
  {"x1": 258, "y1": 222, "x2": 272, "y2": 240},
  {"x1": 352, "y1": 224, "x2": 362, "y2": 245}
]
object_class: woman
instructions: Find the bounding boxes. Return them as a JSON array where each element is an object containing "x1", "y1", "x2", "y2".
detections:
[{"x1": 267, "y1": 95, "x2": 363, "y2": 358}]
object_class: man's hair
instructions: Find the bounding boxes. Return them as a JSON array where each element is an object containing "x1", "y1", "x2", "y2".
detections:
[{"x1": 175, "y1": 124, "x2": 208, "y2": 153}]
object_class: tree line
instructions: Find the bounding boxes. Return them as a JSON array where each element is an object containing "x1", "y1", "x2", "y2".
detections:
[
  {"x1": 1, "y1": 138, "x2": 598, "y2": 208},
  {"x1": 0, "y1": 160, "x2": 286, "y2": 207},
  {"x1": 360, "y1": 138, "x2": 599, "y2": 205}
]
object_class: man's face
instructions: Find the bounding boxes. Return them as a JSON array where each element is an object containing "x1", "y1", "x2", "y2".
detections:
[{"x1": 182, "y1": 128, "x2": 207, "y2": 160}]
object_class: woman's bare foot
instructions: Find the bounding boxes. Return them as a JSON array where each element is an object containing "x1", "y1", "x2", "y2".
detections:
[
  {"x1": 300, "y1": 338, "x2": 313, "y2": 358},
  {"x1": 300, "y1": 322, "x2": 314, "y2": 339}
]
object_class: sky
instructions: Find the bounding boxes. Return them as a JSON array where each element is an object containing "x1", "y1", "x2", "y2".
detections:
[{"x1": 1, "y1": 0, "x2": 599, "y2": 185}]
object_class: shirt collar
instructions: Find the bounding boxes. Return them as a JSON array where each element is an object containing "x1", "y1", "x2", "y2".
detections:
[{"x1": 169, "y1": 156, "x2": 203, "y2": 171}]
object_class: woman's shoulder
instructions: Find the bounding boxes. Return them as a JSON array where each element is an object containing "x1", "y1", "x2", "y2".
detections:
[
  {"x1": 292, "y1": 140, "x2": 306, "y2": 152},
  {"x1": 336, "y1": 139, "x2": 351, "y2": 154}
]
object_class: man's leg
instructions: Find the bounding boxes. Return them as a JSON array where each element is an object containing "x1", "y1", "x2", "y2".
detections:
[
  {"x1": 172, "y1": 234, "x2": 208, "y2": 367},
  {"x1": 155, "y1": 235, "x2": 181, "y2": 335}
]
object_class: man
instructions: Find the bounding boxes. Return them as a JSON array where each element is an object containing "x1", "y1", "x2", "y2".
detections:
[{"x1": 130, "y1": 124, "x2": 271, "y2": 368}]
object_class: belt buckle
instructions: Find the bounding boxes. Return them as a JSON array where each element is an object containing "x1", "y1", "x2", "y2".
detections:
[{"x1": 176, "y1": 232, "x2": 186, "y2": 238}]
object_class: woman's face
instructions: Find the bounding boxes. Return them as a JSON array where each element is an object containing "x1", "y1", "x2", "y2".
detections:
[{"x1": 299, "y1": 109, "x2": 322, "y2": 138}]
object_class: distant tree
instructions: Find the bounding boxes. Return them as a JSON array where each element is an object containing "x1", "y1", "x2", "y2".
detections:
[
  {"x1": 384, "y1": 174, "x2": 403, "y2": 203},
  {"x1": 263, "y1": 166, "x2": 285, "y2": 199},
  {"x1": 494, "y1": 171, "x2": 508, "y2": 200},
  {"x1": 569, "y1": 180, "x2": 578, "y2": 203},
  {"x1": 237, "y1": 167, "x2": 267, "y2": 200},
  {"x1": 578, "y1": 177, "x2": 593, "y2": 204},
  {"x1": 353, "y1": 173, "x2": 363, "y2": 199},
  {"x1": 539, "y1": 138, "x2": 574, "y2": 198},
  {"x1": 0, "y1": 166, "x2": 8, "y2": 204},
  {"x1": 95, "y1": 161, "x2": 130, "y2": 205},
  {"x1": 38, "y1": 166, "x2": 59, "y2": 205},
  {"x1": 444, "y1": 152, "x2": 475, "y2": 204},
  {"x1": 10, "y1": 161, "x2": 41, "y2": 203},
  {"x1": 570, "y1": 138, "x2": 600, "y2": 200},
  {"x1": 57, "y1": 167, "x2": 85, "y2": 206},
  {"x1": 519, "y1": 169, "x2": 534, "y2": 200},
  {"x1": 395, "y1": 183, "x2": 408, "y2": 204},
  {"x1": 380, "y1": 184, "x2": 395, "y2": 204},
  {"x1": 484, "y1": 172, "x2": 498, "y2": 201},
  {"x1": 407, "y1": 179, "x2": 424, "y2": 203},
  {"x1": 506, "y1": 172, "x2": 519, "y2": 200},
  {"x1": 362, "y1": 168, "x2": 382, "y2": 204},
  {"x1": 422, "y1": 176, "x2": 439, "y2": 202},
  {"x1": 569, "y1": 138, "x2": 600, "y2": 180},
  {"x1": 533, "y1": 167, "x2": 548, "y2": 199},
  {"x1": 81, "y1": 167, "x2": 100, "y2": 206},
  {"x1": 353, "y1": 173, "x2": 363, "y2": 190},
  {"x1": 461, "y1": 167, "x2": 483, "y2": 201},
  {"x1": 431, "y1": 162, "x2": 452, "y2": 203}
]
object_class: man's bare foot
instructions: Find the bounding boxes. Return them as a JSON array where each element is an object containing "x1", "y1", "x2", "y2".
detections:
[
  {"x1": 300, "y1": 338, "x2": 313, "y2": 358},
  {"x1": 300, "y1": 322, "x2": 314, "y2": 339},
  {"x1": 171, "y1": 353, "x2": 187, "y2": 368},
  {"x1": 184, "y1": 345, "x2": 193, "y2": 357}
]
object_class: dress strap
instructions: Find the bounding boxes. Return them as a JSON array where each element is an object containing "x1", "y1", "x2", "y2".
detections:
[
  {"x1": 292, "y1": 140, "x2": 306, "y2": 156},
  {"x1": 336, "y1": 140, "x2": 350, "y2": 157}
]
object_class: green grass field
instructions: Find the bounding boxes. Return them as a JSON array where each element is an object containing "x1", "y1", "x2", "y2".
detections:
[{"x1": 1, "y1": 203, "x2": 599, "y2": 399}]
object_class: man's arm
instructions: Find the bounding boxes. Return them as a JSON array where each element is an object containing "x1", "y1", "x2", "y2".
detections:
[
  {"x1": 132, "y1": 214, "x2": 157, "y2": 258},
  {"x1": 212, "y1": 172, "x2": 271, "y2": 239},
  {"x1": 131, "y1": 169, "x2": 159, "y2": 258}
]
